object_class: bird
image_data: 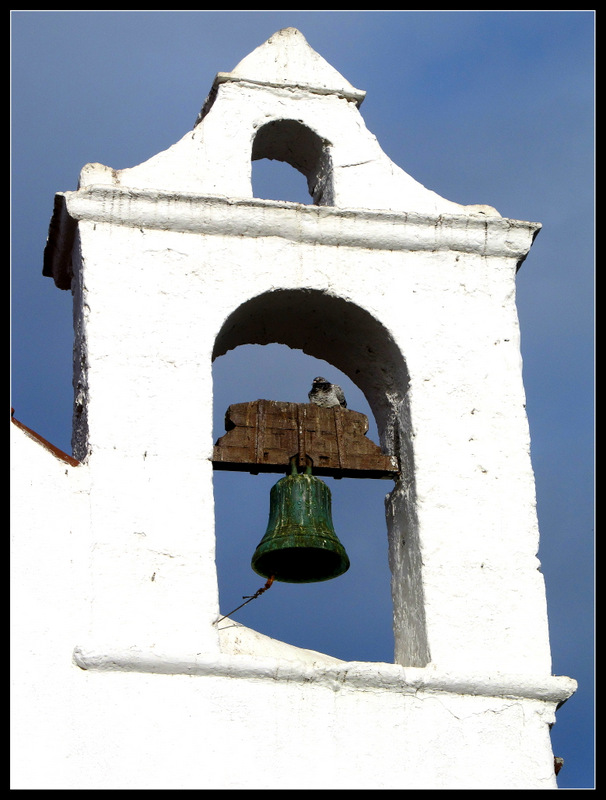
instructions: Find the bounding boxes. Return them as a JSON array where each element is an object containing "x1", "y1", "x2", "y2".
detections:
[{"x1": 308, "y1": 376, "x2": 347, "y2": 409}]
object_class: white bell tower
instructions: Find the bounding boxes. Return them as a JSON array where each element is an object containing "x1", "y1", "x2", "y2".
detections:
[{"x1": 14, "y1": 28, "x2": 575, "y2": 789}]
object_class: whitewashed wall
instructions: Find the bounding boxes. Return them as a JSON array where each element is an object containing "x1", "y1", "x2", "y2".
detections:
[{"x1": 11, "y1": 28, "x2": 575, "y2": 789}]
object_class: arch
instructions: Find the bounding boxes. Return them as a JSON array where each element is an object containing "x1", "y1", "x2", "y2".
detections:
[
  {"x1": 213, "y1": 289, "x2": 430, "y2": 666},
  {"x1": 214, "y1": 289, "x2": 404, "y2": 446},
  {"x1": 251, "y1": 158, "x2": 313, "y2": 205},
  {"x1": 251, "y1": 120, "x2": 333, "y2": 206}
]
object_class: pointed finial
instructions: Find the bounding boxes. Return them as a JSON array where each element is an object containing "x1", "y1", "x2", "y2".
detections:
[{"x1": 215, "y1": 27, "x2": 366, "y2": 105}]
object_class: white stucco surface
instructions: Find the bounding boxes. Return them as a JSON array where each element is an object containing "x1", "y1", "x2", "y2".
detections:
[{"x1": 12, "y1": 28, "x2": 575, "y2": 789}]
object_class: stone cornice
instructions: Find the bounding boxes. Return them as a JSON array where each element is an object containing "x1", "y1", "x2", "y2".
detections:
[
  {"x1": 44, "y1": 185, "x2": 541, "y2": 290},
  {"x1": 73, "y1": 645, "x2": 576, "y2": 706},
  {"x1": 213, "y1": 72, "x2": 367, "y2": 105}
]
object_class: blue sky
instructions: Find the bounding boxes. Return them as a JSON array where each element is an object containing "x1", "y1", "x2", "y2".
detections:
[{"x1": 11, "y1": 11, "x2": 594, "y2": 788}]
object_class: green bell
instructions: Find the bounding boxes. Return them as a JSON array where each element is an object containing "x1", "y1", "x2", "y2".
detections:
[{"x1": 251, "y1": 459, "x2": 350, "y2": 583}]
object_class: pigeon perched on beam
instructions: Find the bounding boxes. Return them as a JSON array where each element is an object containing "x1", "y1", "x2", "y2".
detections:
[{"x1": 308, "y1": 377, "x2": 347, "y2": 409}]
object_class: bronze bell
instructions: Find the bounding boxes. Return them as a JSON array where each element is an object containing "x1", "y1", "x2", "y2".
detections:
[{"x1": 251, "y1": 459, "x2": 350, "y2": 583}]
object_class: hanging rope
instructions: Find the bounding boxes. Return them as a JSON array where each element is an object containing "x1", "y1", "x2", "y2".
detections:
[{"x1": 214, "y1": 575, "x2": 275, "y2": 625}]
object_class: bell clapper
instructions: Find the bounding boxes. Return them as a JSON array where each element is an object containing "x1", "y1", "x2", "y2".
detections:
[{"x1": 214, "y1": 575, "x2": 275, "y2": 625}]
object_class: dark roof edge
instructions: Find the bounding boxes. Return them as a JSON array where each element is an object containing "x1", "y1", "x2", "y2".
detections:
[{"x1": 11, "y1": 409, "x2": 80, "y2": 467}]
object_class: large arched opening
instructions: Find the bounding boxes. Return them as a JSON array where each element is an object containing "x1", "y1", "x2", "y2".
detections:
[{"x1": 212, "y1": 289, "x2": 429, "y2": 666}]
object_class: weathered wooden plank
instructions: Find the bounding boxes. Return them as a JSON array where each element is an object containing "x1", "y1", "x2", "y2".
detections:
[{"x1": 212, "y1": 400, "x2": 399, "y2": 479}]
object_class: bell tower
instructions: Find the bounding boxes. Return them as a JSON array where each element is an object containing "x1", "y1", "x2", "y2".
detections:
[{"x1": 35, "y1": 27, "x2": 575, "y2": 788}]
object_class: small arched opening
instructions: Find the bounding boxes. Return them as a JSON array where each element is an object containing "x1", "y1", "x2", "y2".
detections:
[
  {"x1": 212, "y1": 289, "x2": 429, "y2": 666},
  {"x1": 251, "y1": 119, "x2": 333, "y2": 206}
]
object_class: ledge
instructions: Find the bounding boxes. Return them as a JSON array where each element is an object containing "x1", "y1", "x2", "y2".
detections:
[
  {"x1": 213, "y1": 72, "x2": 367, "y2": 105},
  {"x1": 73, "y1": 645, "x2": 576, "y2": 706},
  {"x1": 43, "y1": 187, "x2": 541, "y2": 289}
]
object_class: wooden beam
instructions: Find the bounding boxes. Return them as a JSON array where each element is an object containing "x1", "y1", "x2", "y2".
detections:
[{"x1": 212, "y1": 400, "x2": 399, "y2": 479}]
